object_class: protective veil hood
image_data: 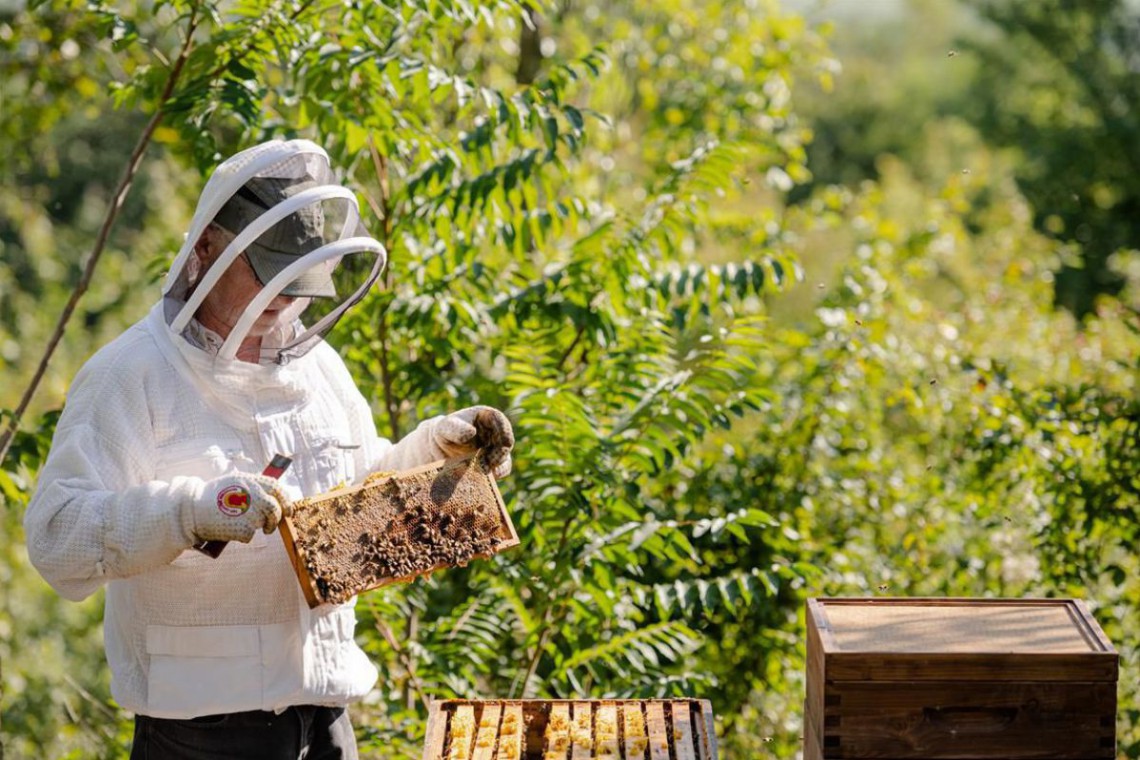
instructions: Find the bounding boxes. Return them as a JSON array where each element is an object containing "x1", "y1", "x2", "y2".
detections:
[{"x1": 162, "y1": 139, "x2": 386, "y2": 365}]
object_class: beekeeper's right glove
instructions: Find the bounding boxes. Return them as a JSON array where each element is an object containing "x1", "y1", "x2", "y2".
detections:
[
  {"x1": 375, "y1": 406, "x2": 514, "y2": 478},
  {"x1": 187, "y1": 473, "x2": 291, "y2": 544}
]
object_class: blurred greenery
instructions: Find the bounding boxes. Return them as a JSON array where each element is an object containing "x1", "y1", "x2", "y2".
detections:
[
  {"x1": 795, "y1": 0, "x2": 1140, "y2": 319},
  {"x1": 2, "y1": 0, "x2": 1139, "y2": 759}
]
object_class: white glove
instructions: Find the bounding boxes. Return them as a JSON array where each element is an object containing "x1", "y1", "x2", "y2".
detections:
[
  {"x1": 432, "y1": 406, "x2": 514, "y2": 478},
  {"x1": 188, "y1": 473, "x2": 291, "y2": 543}
]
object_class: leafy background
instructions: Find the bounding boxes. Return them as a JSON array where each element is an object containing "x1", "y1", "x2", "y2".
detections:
[{"x1": 2, "y1": 0, "x2": 1139, "y2": 758}]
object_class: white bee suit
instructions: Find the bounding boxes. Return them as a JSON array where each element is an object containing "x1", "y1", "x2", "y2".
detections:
[{"x1": 24, "y1": 139, "x2": 438, "y2": 718}]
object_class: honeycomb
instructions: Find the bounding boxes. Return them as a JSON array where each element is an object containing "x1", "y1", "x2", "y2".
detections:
[
  {"x1": 496, "y1": 706, "x2": 523, "y2": 760},
  {"x1": 448, "y1": 706, "x2": 476, "y2": 760},
  {"x1": 280, "y1": 452, "x2": 518, "y2": 607},
  {"x1": 423, "y1": 700, "x2": 715, "y2": 760}
]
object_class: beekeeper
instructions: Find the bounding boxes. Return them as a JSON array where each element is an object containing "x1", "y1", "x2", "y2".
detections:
[{"x1": 24, "y1": 138, "x2": 514, "y2": 760}]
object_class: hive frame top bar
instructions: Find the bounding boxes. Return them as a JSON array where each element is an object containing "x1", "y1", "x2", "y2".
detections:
[
  {"x1": 423, "y1": 698, "x2": 719, "y2": 760},
  {"x1": 430, "y1": 698, "x2": 712, "y2": 705}
]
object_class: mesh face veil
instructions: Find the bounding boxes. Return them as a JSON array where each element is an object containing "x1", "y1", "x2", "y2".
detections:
[{"x1": 162, "y1": 140, "x2": 386, "y2": 365}]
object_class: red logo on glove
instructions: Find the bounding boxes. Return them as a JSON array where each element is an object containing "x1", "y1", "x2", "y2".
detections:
[{"x1": 216, "y1": 485, "x2": 251, "y2": 516}]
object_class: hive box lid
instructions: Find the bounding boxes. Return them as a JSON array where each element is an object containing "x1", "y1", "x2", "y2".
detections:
[{"x1": 807, "y1": 597, "x2": 1117, "y2": 682}]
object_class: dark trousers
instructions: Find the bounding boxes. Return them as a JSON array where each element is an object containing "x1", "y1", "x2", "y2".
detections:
[{"x1": 130, "y1": 705, "x2": 358, "y2": 760}]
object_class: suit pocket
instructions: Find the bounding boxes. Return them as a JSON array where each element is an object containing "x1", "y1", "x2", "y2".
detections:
[
  {"x1": 154, "y1": 439, "x2": 244, "y2": 482},
  {"x1": 145, "y1": 625, "x2": 263, "y2": 716},
  {"x1": 305, "y1": 434, "x2": 355, "y2": 492}
]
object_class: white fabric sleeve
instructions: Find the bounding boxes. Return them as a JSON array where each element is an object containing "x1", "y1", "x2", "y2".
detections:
[
  {"x1": 24, "y1": 423, "x2": 206, "y2": 602},
  {"x1": 22, "y1": 343, "x2": 210, "y2": 602},
  {"x1": 347, "y1": 393, "x2": 396, "y2": 478},
  {"x1": 372, "y1": 416, "x2": 446, "y2": 473},
  {"x1": 309, "y1": 339, "x2": 395, "y2": 479}
]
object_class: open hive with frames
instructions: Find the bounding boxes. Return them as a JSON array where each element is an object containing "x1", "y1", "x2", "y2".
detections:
[
  {"x1": 279, "y1": 452, "x2": 518, "y2": 607},
  {"x1": 422, "y1": 699, "x2": 719, "y2": 760}
]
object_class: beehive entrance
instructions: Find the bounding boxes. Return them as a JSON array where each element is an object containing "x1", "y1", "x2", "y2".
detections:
[
  {"x1": 280, "y1": 453, "x2": 518, "y2": 606},
  {"x1": 422, "y1": 699, "x2": 717, "y2": 760}
]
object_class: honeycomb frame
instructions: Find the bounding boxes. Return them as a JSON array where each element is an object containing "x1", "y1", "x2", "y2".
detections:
[{"x1": 279, "y1": 452, "x2": 518, "y2": 607}]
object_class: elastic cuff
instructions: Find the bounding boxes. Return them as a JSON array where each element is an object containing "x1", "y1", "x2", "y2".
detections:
[{"x1": 177, "y1": 476, "x2": 209, "y2": 546}]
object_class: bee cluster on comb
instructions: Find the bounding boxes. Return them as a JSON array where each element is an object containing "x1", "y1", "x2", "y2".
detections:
[
  {"x1": 279, "y1": 453, "x2": 518, "y2": 607},
  {"x1": 422, "y1": 699, "x2": 718, "y2": 760}
]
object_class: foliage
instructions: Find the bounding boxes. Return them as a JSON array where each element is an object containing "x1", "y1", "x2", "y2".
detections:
[
  {"x1": 0, "y1": 2, "x2": 195, "y2": 416},
  {"x1": 3, "y1": 1, "x2": 1140, "y2": 760},
  {"x1": 961, "y1": 0, "x2": 1140, "y2": 318},
  {"x1": 2, "y1": 0, "x2": 829, "y2": 756},
  {"x1": 293, "y1": 2, "x2": 829, "y2": 755},
  {"x1": 749, "y1": 128, "x2": 1140, "y2": 755},
  {"x1": 793, "y1": 0, "x2": 1140, "y2": 319},
  {"x1": 787, "y1": 0, "x2": 977, "y2": 199}
]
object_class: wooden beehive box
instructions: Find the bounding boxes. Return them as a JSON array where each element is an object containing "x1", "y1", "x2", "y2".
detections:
[
  {"x1": 421, "y1": 699, "x2": 719, "y2": 760},
  {"x1": 279, "y1": 453, "x2": 518, "y2": 607},
  {"x1": 805, "y1": 597, "x2": 1118, "y2": 760}
]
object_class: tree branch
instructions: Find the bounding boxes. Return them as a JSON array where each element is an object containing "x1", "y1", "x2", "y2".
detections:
[
  {"x1": 374, "y1": 617, "x2": 429, "y2": 712},
  {"x1": 516, "y1": 3, "x2": 543, "y2": 85},
  {"x1": 0, "y1": 5, "x2": 203, "y2": 467},
  {"x1": 369, "y1": 131, "x2": 401, "y2": 442},
  {"x1": 510, "y1": 513, "x2": 577, "y2": 698},
  {"x1": 556, "y1": 325, "x2": 586, "y2": 372}
]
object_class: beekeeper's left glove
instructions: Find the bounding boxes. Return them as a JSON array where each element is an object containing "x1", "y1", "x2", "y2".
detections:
[
  {"x1": 431, "y1": 406, "x2": 514, "y2": 478},
  {"x1": 186, "y1": 473, "x2": 292, "y2": 544}
]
